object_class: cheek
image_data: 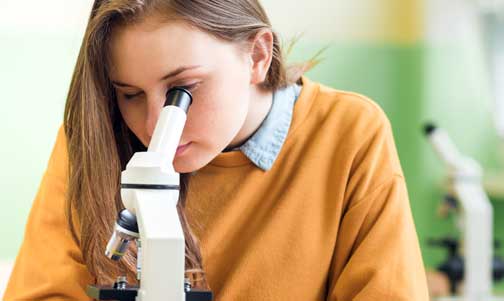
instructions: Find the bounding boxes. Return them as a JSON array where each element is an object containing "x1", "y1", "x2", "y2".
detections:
[
  {"x1": 191, "y1": 77, "x2": 247, "y2": 122},
  {"x1": 117, "y1": 101, "x2": 146, "y2": 142},
  {"x1": 183, "y1": 92, "x2": 221, "y2": 138},
  {"x1": 185, "y1": 84, "x2": 249, "y2": 145}
]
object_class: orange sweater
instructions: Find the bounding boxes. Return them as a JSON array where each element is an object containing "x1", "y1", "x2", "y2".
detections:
[{"x1": 4, "y1": 76, "x2": 429, "y2": 300}]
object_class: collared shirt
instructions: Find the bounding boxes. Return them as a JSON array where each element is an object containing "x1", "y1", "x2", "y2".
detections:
[{"x1": 225, "y1": 83, "x2": 302, "y2": 171}]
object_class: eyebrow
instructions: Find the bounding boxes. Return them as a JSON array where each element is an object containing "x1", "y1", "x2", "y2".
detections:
[{"x1": 111, "y1": 65, "x2": 201, "y2": 88}]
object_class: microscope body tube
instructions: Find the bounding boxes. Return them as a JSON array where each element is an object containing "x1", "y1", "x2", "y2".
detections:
[
  {"x1": 149, "y1": 87, "x2": 192, "y2": 171},
  {"x1": 425, "y1": 127, "x2": 464, "y2": 171},
  {"x1": 148, "y1": 106, "x2": 187, "y2": 169},
  {"x1": 426, "y1": 126, "x2": 484, "y2": 178}
]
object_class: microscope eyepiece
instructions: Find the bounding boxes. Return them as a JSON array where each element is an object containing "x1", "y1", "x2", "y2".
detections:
[
  {"x1": 423, "y1": 122, "x2": 437, "y2": 136},
  {"x1": 165, "y1": 87, "x2": 192, "y2": 113}
]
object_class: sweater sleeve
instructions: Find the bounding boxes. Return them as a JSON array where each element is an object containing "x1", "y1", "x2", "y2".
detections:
[
  {"x1": 326, "y1": 105, "x2": 429, "y2": 300},
  {"x1": 3, "y1": 126, "x2": 95, "y2": 301}
]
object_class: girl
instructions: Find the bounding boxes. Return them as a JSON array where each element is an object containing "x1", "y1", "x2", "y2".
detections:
[{"x1": 4, "y1": 0, "x2": 429, "y2": 300}]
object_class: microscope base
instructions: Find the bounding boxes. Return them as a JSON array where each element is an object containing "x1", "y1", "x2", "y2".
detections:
[{"x1": 86, "y1": 285, "x2": 213, "y2": 301}]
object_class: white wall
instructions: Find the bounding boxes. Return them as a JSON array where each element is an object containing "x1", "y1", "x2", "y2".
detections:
[{"x1": 0, "y1": 0, "x2": 92, "y2": 34}]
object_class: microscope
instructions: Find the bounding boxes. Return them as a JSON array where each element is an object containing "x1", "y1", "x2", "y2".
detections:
[
  {"x1": 424, "y1": 123, "x2": 497, "y2": 301},
  {"x1": 86, "y1": 87, "x2": 213, "y2": 301}
]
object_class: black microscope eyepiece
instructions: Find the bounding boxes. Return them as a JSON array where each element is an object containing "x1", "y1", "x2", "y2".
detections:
[{"x1": 165, "y1": 87, "x2": 193, "y2": 113}]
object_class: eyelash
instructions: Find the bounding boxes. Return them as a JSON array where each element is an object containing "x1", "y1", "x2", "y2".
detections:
[{"x1": 123, "y1": 83, "x2": 199, "y2": 100}]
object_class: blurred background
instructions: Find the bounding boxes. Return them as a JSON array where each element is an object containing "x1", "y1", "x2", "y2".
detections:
[{"x1": 1, "y1": 0, "x2": 504, "y2": 299}]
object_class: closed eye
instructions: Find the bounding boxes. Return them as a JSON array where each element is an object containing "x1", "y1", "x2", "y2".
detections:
[
  {"x1": 121, "y1": 82, "x2": 199, "y2": 100},
  {"x1": 175, "y1": 82, "x2": 199, "y2": 92},
  {"x1": 124, "y1": 91, "x2": 144, "y2": 100}
]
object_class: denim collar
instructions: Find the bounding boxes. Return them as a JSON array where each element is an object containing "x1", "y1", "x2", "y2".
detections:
[{"x1": 228, "y1": 84, "x2": 301, "y2": 171}]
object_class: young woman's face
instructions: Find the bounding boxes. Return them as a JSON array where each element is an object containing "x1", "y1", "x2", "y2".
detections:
[{"x1": 108, "y1": 17, "x2": 256, "y2": 173}]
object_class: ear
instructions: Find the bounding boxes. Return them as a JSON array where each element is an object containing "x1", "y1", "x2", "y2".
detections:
[{"x1": 248, "y1": 29, "x2": 274, "y2": 86}]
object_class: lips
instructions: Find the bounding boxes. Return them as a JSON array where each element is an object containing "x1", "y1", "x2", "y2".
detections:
[{"x1": 176, "y1": 142, "x2": 192, "y2": 155}]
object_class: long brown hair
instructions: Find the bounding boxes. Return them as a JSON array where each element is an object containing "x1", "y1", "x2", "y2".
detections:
[{"x1": 63, "y1": 0, "x2": 318, "y2": 290}]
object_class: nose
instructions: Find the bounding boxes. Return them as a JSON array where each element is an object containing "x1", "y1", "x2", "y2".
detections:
[{"x1": 144, "y1": 95, "x2": 165, "y2": 144}]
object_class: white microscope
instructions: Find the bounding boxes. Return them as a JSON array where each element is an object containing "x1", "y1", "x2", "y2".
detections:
[
  {"x1": 86, "y1": 87, "x2": 213, "y2": 301},
  {"x1": 424, "y1": 123, "x2": 504, "y2": 301}
]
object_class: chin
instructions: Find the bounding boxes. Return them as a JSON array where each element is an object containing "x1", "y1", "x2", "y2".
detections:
[
  {"x1": 173, "y1": 148, "x2": 217, "y2": 174},
  {"x1": 174, "y1": 164, "x2": 194, "y2": 174},
  {"x1": 173, "y1": 156, "x2": 202, "y2": 174}
]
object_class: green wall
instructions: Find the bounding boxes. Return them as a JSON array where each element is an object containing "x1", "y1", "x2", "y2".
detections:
[{"x1": 0, "y1": 33, "x2": 81, "y2": 258}]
